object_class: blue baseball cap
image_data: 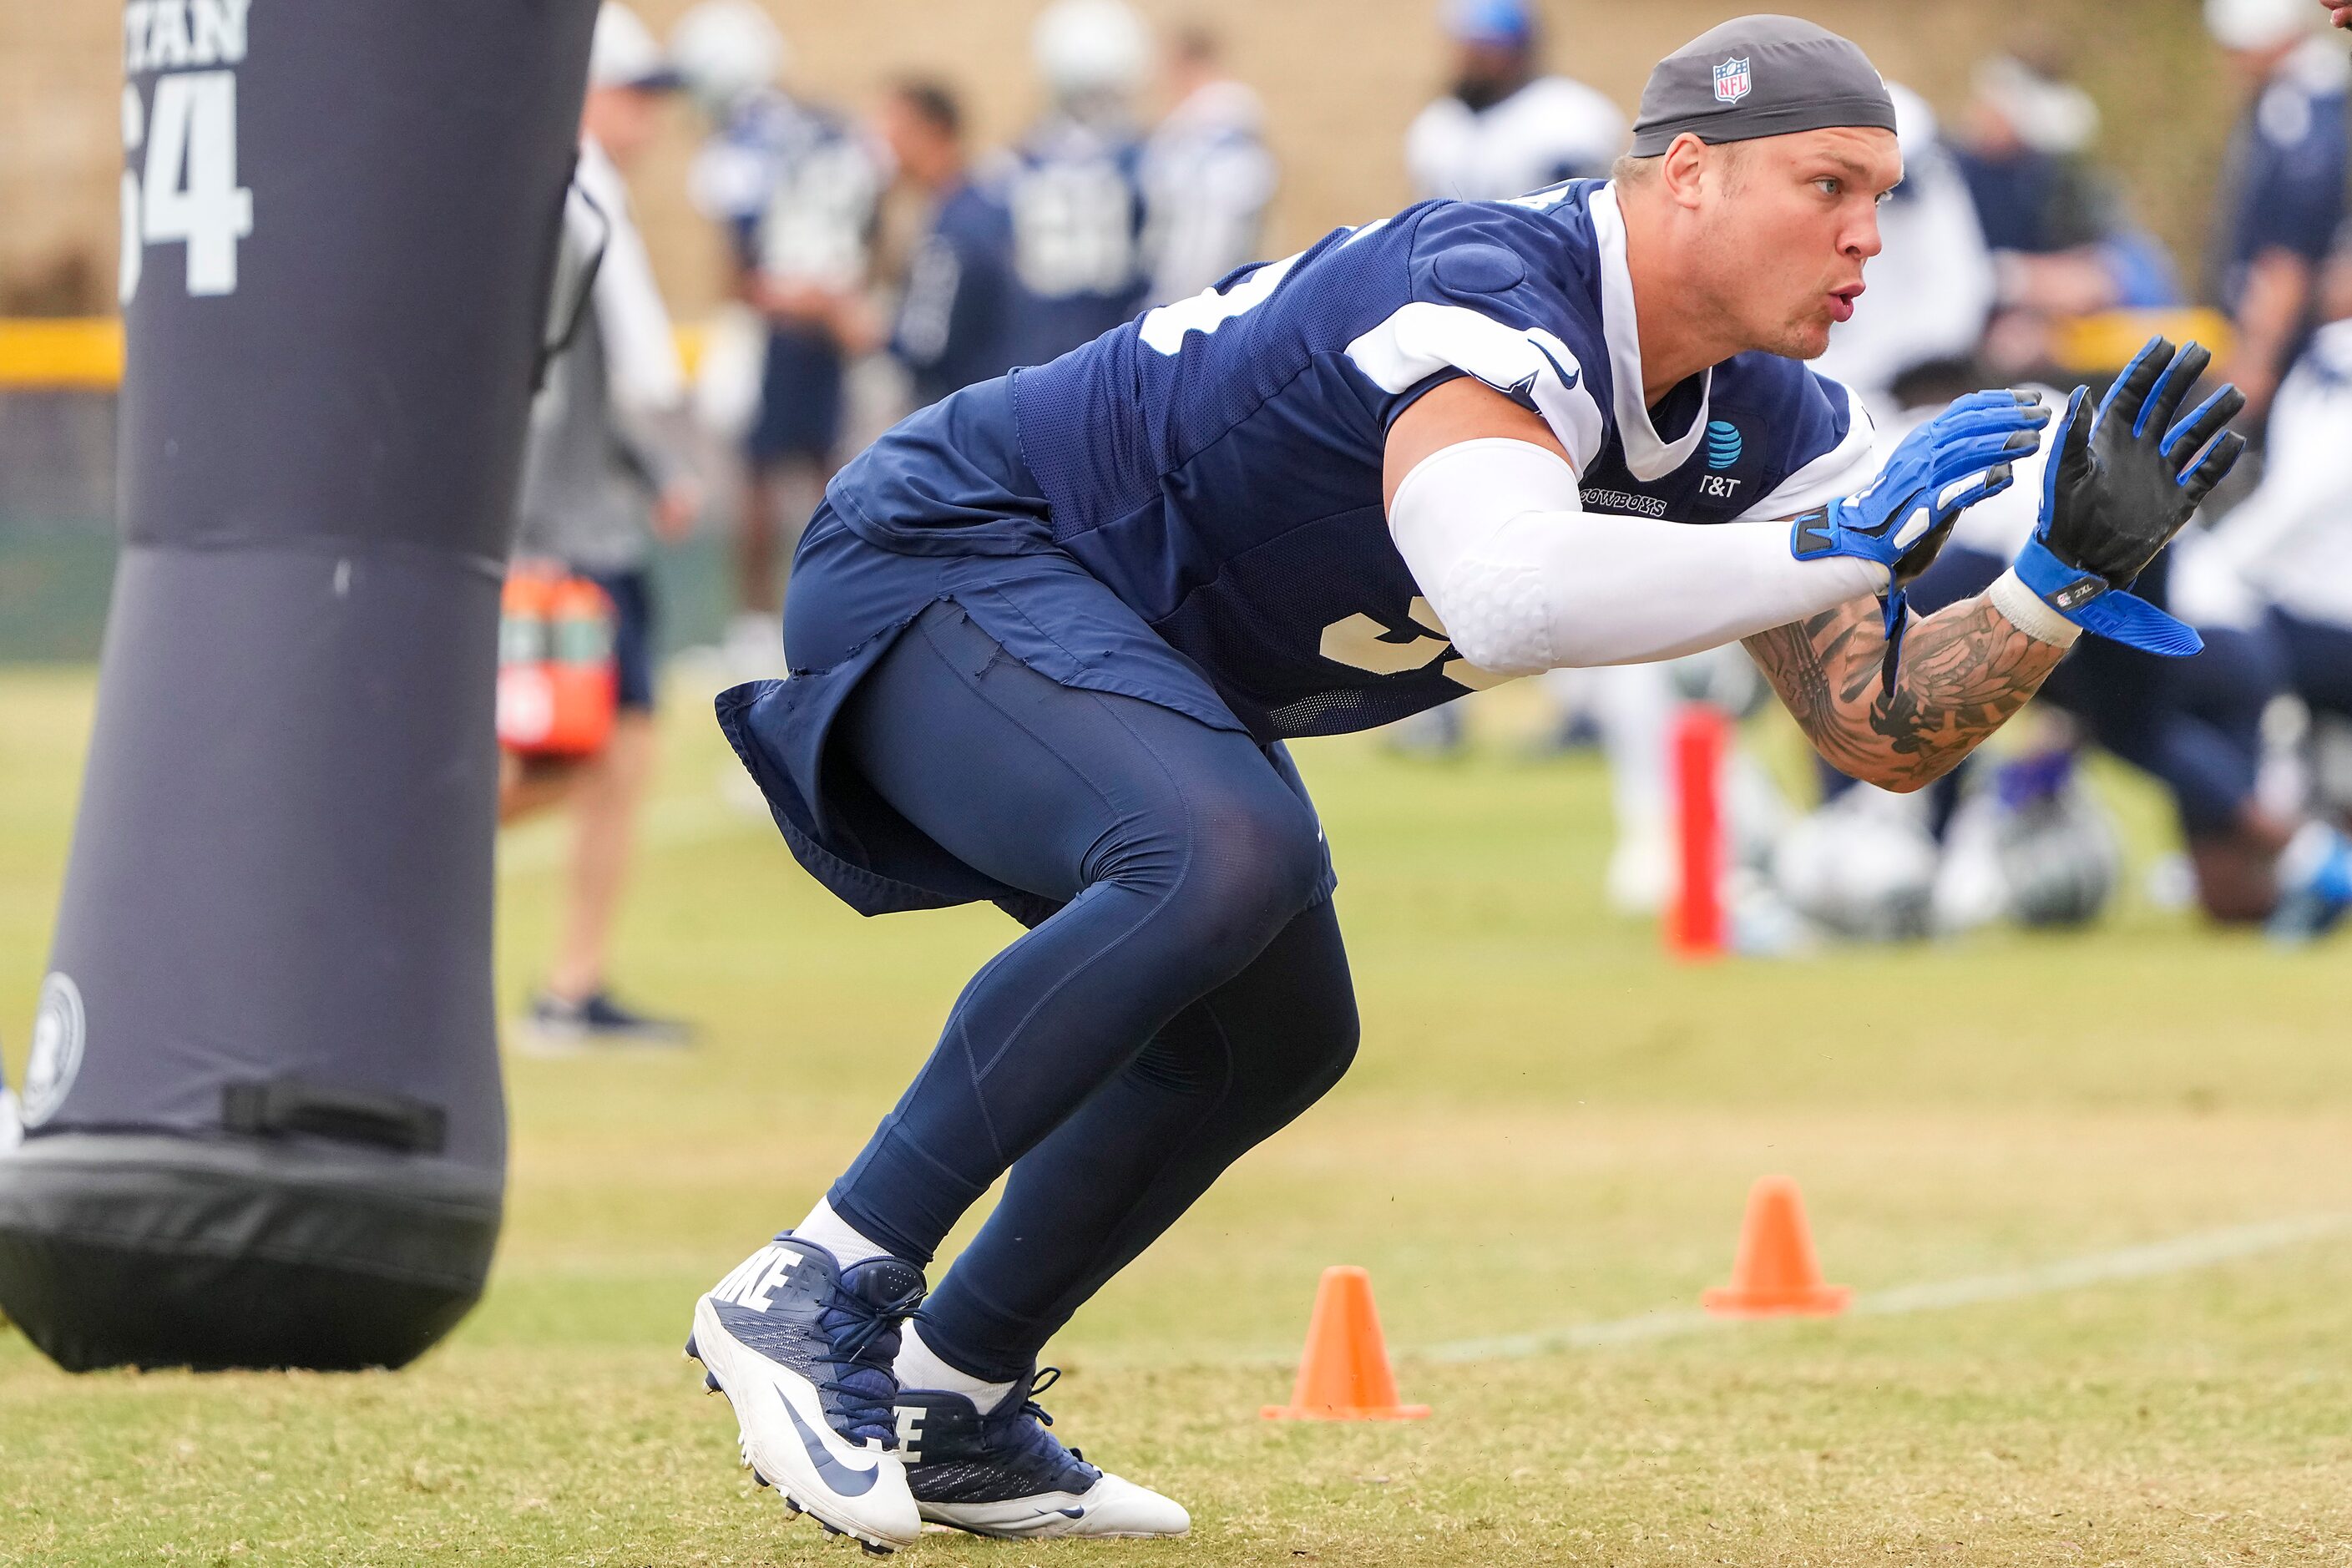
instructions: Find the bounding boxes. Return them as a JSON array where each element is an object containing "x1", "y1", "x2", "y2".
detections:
[{"x1": 1444, "y1": 0, "x2": 1535, "y2": 48}]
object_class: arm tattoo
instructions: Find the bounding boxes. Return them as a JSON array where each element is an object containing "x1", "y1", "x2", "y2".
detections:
[{"x1": 1741, "y1": 594, "x2": 2067, "y2": 793}]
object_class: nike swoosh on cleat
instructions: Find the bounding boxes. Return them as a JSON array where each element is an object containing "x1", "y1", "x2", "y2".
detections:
[{"x1": 779, "y1": 1394, "x2": 882, "y2": 1497}]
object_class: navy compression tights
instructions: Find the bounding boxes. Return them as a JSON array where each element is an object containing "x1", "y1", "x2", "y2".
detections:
[{"x1": 829, "y1": 602, "x2": 1361, "y2": 1381}]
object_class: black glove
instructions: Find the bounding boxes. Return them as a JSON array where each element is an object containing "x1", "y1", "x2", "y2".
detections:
[
  {"x1": 2011, "y1": 337, "x2": 2246, "y2": 657},
  {"x1": 2041, "y1": 337, "x2": 2245, "y2": 588}
]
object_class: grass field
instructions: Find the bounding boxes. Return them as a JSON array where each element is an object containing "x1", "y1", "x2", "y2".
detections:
[{"x1": 3, "y1": 665, "x2": 2350, "y2": 1566}]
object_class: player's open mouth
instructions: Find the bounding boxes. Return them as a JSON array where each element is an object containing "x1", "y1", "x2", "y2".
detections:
[{"x1": 1827, "y1": 286, "x2": 1862, "y2": 324}]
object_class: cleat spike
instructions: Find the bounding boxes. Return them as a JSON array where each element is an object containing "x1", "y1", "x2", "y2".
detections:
[
  {"x1": 781, "y1": 1495, "x2": 803, "y2": 1516},
  {"x1": 704, "y1": 1371, "x2": 721, "y2": 1394},
  {"x1": 751, "y1": 1468, "x2": 771, "y2": 1490},
  {"x1": 820, "y1": 1520, "x2": 844, "y2": 1537},
  {"x1": 682, "y1": 1333, "x2": 700, "y2": 1361},
  {"x1": 859, "y1": 1540, "x2": 892, "y2": 1556}
]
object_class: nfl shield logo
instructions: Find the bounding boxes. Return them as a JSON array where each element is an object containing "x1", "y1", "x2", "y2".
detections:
[{"x1": 1713, "y1": 57, "x2": 1752, "y2": 104}]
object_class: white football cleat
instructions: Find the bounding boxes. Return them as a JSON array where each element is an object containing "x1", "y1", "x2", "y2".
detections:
[
  {"x1": 895, "y1": 1368, "x2": 1191, "y2": 1540},
  {"x1": 686, "y1": 1234, "x2": 926, "y2": 1552}
]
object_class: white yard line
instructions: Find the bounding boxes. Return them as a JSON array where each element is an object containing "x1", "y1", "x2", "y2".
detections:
[{"x1": 1419, "y1": 1211, "x2": 2352, "y2": 1363}]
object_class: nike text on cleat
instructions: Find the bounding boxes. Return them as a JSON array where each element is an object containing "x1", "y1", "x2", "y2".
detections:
[
  {"x1": 897, "y1": 1367, "x2": 1191, "y2": 1540},
  {"x1": 688, "y1": 1234, "x2": 928, "y2": 1550}
]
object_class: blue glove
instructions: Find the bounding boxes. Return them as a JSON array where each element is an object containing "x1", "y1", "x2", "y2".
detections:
[
  {"x1": 2011, "y1": 336, "x2": 2247, "y2": 658},
  {"x1": 1792, "y1": 389, "x2": 2050, "y2": 690}
]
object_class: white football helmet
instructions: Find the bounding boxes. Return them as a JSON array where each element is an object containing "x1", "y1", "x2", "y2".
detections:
[
  {"x1": 1033, "y1": 0, "x2": 1151, "y2": 101},
  {"x1": 2205, "y1": 0, "x2": 2319, "y2": 49},
  {"x1": 670, "y1": 0, "x2": 787, "y2": 114}
]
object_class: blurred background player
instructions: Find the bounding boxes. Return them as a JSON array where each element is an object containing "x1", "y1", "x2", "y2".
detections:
[
  {"x1": 672, "y1": 0, "x2": 886, "y2": 674},
  {"x1": 1404, "y1": 0, "x2": 1626, "y2": 201},
  {"x1": 2202, "y1": 258, "x2": 2352, "y2": 921},
  {"x1": 1393, "y1": 0, "x2": 1629, "y2": 759},
  {"x1": 1138, "y1": 24, "x2": 1277, "y2": 306},
  {"x1": 1951, "y1": 45, "x2": 2184, "y2": 379},
  {"x1": 503, "y1": 3, "x2": 703, "y2": 1045},
  {"x1": 999, "y1": 0, "x2": 1153, "y2": 366},
  {"x1": 881, "y1": 80, "x2": 1023, "y2": 409},
  {"x1": 2204, "y1": 0, "x2": 2349, "y2": 426}
]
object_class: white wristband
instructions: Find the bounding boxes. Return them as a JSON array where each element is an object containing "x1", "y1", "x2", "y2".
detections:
[{"x1": 1987, "y1": 567, "x2": 2084, "y2": 649}]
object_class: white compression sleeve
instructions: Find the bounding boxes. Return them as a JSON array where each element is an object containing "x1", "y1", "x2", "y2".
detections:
[{"x1": 1387, "y1": 438, "x2": 1890, "y2": 674}]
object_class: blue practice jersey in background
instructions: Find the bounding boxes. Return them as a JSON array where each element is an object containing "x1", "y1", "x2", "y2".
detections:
[
  {"x1": 893, "y1": 181, "x2": 1021, "y2": 410},
  {"x1": 996, "y1": 116, "x2": 1151, "y2": 367},
  {"x1": 690, "y1": 89, "x2": 884, "y2": 463},
  {"x1": 2208, "y1": 38, "x2": 2349, "y2": 342}
]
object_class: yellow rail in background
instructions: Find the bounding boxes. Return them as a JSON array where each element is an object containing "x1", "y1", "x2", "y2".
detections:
[
  {"x1": 0, "y1": 316, "x2": 713, "y2": 390},
  {"x1": 0, "y1": 310, "x2": 2228, "y2": 391},
  {"x1": 0, "y1": 317, "x2": 124, "y2": 388},
  {"x1": 2049, "y1": 308, "x2": 2233, "y2": 376}
]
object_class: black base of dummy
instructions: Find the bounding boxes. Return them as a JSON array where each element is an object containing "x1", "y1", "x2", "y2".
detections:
[{"x1": 0, "y1": 1132, "x2": 501, "y2": 1372}]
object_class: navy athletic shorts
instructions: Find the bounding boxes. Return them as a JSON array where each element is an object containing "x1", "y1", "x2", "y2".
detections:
[
  {"x1": 2273, "y1": 608, "x2": 2352, "y2": 721},
  {"x1": 744, "y1": 324, "x2": 846, "y2": 466},
  {"x1": 584, "y1": 567, "x2": 657, "y2": 712},
  {"x1": 714, "y1": 376, "x2": 1333, "y2": 923}
]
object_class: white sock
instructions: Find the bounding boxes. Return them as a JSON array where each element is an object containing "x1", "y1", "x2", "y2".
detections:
[
  {"x1": 792, "y1": 1197, "x2": 895, "y2": 1269},
  {"x1": 894, "y1": 1323, "x2": 1015, "y2": 1408}
]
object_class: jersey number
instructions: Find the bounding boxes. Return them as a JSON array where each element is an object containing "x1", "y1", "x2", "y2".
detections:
[
  {"x1": 1137, "y1": 250, "x2": 1300, "y2": 355},
  {"x1": 1011, "y1": 163, "x2": 1136, "y2": 297},
  {"x1": 1320, "y1": 600, "x2": 1512, "y2": 690},
  {"x1": 120, "y1": 72, "x2": 254, "y2": 302},
  {"x1": 760, "y1": 143, "x2": 876, "y2": 288}
]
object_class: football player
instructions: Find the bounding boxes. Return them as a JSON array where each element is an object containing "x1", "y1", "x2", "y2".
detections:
[
  {"x1": 686, "y1": 18, "x2": 2242, "y2": 1551},
  {"x1": 878, "y1": 80, "x2": 1021, "y2": 410},
  {"x1": 2206, "y1": 0, "x2": 2349, "y2": 424},
  {"x1": 997, "y1": 0, "x2": 1153, "y2": 367},
  {"x1": 671, "y1": 0, "x2": 886, "y2": 671},
  {"x1": 1404, "y1": 0, "x2": 1628, "y2": 203},
  {"x1": 1138, "y1": 25, "x2": 1277, "y2": 307}
]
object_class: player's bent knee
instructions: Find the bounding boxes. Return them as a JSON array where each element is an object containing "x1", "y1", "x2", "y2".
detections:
[
  {"x1": 1109, "y1": 787, "x2": 1326, "y2": 974},
  {"x1": 1295, "y1": 1003, "x2": 1361, "y2": 1095},
  {"x1": 1192, "y1": 792, "x2": 1326, "y2": 921}
]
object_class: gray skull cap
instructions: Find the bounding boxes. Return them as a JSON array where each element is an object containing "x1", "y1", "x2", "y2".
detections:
[{"x1": 1631, "y1": 14, "x2": 1896, "y2": 157}]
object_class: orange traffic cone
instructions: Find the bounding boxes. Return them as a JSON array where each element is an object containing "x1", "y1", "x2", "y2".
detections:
[
  {"x1": 1262, "y1": 1266, "x2": 1429, "y2": 1421},
  {"x1": 1699, "y1": 1176, "x2": 1851, "y2": 1317}
]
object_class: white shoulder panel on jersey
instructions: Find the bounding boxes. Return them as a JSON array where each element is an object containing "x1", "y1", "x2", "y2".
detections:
[
  {"x1": 1732, "y1": 378, "x2": 1879, "y2": 521},
  {"x1": 1344, "y1": 302, "x2": 1606, "y2": 473}
]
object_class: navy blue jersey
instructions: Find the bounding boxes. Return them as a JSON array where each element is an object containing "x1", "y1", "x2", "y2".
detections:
[
  {"x1": 2209, "y1": 39, "x2": 2349, "y2": 317},
  {"x1": 827, "y1": 180, "x2": 1874, "y2": 741},
  {"x1": 994, "y1": 117, "x2": 1150, "y2": 366},
  {"x1": 894, "y1": 182, "x2": 1021, "y2": 409}
]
